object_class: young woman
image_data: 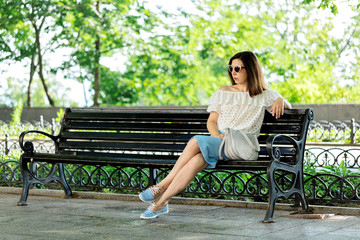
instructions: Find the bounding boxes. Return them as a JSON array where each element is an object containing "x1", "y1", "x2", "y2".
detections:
[{"x1": 139, "y1": 51, "x2": 291, "y2": 219}]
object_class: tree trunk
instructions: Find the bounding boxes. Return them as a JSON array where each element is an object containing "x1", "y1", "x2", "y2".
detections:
[
  {"x1": 93, "y1": 34, "x2": 100, "y2": 107},
  {"x1": 32, "y1": 12, "x2": 55, "y2": 107},
  {"x1": 35, "y1": 29, "x2": 54, "y2": 106},
  {"x1": 27, "y1": 51, "x2": 37, "y2": 107},
  {"x1": 93, "y1": 0, "x2": 101, "y2": 107}
]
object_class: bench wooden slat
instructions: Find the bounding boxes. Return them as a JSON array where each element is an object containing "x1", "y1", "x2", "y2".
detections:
[
  {"x1": 60, "y1": 132, "x2": 198, "y2": 142},
  {"x1": 22, "y1": 152, "x2": 178, "y2": 167},
  {"x1": 258, "y1": 134, "x2": 300, "y2": 143},
  {"x1": 263, "y1": 111, "x2": 305, "y2": 123},
  {"x1": 59, "y1": 141, "x2": 187, "y2": 152},
  {"x1": 63, "y1": 122, "x2": 208, "y2": 132},
  {"x1": 260, "y1": 124, "x2": 302, "y2": 134},
  {"x1": 64, "y1": 122, "x2": 302, "y2": 134},
  {"x1": 65, "y1": 112, "x2": 209, "y2": 122},
  {"x1": 60, "y1": 151, "x2": 180, "y2": 160},
  {"x1": 64, "y1": 110, "x2": 305, "y2": 123},
  {"x1": 22, "y1": 152, "x2": 272, "y2": 170},
  {"x1": 23, "y1": 152, "x2": 295, "y2": 171},
  {"x1": 23, "y1": 152, "x2": 271, "y2": 170},
  {"x1": 60, "y1": 131, "x2": 302, "y2": 144},
  {"x1": 59, "y1": 151, "x2": 280, "y2": 164},
  {"x1": 59, "y1": 141, "x2": 296, "y2": 158}
]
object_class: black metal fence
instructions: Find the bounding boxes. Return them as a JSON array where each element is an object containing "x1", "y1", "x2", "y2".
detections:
[
  {"x1": 1, "y1": 156, "x2": 360, "y2": 204},
  {"x1": 1, "y1": 118, "x2": 360, "y2": 205},
  {"x1": 308, "y1": 119, "x2": 359, "y2": 144}
]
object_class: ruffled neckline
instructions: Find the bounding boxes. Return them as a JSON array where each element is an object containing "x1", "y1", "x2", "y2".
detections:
[
  {"x1": 218, "y1": 90, "x2": 249, "y2": 94},
  {"x1": 208, "y1": 89, "x2": 277, "y2": 107}
]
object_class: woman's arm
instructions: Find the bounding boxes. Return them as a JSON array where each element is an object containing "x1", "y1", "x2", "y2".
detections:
[
  {"x1": 207, "y1": 111, "x2": 224, "y2": 139},
  {"x1": 270, "y1": 97, "x2": 292, "y2": 119}
]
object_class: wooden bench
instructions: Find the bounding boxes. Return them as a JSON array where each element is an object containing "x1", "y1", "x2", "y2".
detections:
[{"x1": 18, "y1": 107, "x2": 313, "y2": 222}]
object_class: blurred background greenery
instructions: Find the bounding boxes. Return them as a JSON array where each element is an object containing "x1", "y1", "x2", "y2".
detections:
[{"x1": 0, "y1": 0, "x2": 359, "y2": 107}]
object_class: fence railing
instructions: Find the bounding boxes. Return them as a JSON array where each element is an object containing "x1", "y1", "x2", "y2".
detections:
[
  {"x1": 1, "y1": 118, "x2": 359, "y2": 205},
  {"x1": 308, "y1": 119, "x2": 359, "y2": 143},
  {"x1": 1, "y1": 156, "x2": 360, "y2": 204}
]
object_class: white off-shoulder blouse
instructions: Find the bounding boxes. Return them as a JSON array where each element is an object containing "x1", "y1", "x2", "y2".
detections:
[{"x1": 207, "y1": 89, "x2": 288, "y2": 136}]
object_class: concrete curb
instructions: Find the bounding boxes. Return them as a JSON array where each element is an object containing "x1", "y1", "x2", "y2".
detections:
[{"x1": 2, "y1": 186, "x2": 360, "y2": 216}]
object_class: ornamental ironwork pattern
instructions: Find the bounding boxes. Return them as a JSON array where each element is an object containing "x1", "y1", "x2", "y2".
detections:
[
  {"x1": 304, "y1": 173, "x2": 360, "y2": 203},
  {"x1": 305, "y1": 147, "x2": 360, "y2": 168},
  {"x1": 0, "y1": 160, "x2": 21, "y2": 186},
  {"x1": 308, "y1": 119, "x2": 359, "y2": 143},
  {"x1": 0, "y1": 138, "x2": 55, "y2": 155},
  {"x1": 1, "y1": 158, "x2": 360, "y2": 204}
]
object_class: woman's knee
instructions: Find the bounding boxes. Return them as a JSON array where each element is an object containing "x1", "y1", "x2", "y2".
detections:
[
  {"x1": 188, "y1": 137, "x2": 198, "y2": 145},
  {"x1": 186, "y1": 138, "x2": 200, "y2": 151},
  {"x1": 190, "y1": 153, "x2": 208, "y2": 169}
]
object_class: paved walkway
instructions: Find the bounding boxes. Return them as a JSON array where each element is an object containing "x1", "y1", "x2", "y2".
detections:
[{"x1": 1, "y1": 189, "x2": 360, "y2": 240}]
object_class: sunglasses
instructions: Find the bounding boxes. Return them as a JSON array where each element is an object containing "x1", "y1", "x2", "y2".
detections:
[{"x1": 228, "y1": 65, "x2": 245, "y2": 73}]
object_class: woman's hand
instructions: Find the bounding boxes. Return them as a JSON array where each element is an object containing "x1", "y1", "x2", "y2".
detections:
[
  {"x1": 270, "y1": 97, "x2": 285, "y2": 119},
  {"x1": 212, "y1": 133, "x2": 225, "y2": 139}
]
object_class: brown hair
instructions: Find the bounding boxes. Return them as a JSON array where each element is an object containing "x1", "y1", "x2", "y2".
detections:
[{"x1": 228, "y1": 51, "x2": 266, "y2": 97}]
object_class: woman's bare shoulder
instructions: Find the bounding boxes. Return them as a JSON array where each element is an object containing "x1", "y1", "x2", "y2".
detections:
[{"x1": 219, "y1": 85, "x2": 232, "y2": 91}]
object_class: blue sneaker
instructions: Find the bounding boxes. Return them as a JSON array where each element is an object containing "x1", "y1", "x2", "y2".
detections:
[
  {"x1": 139, "y1": 185, "x2": 163, "y2": 202},
  {"x1": 140, "y1": 202, "x2": 169, "y2": 220}
]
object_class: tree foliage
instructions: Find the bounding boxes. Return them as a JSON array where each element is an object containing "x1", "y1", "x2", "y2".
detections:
[
  {"x1": 303, "y1": 0, "x2": 360, "y2": 14},
  {"x1": 0, "y1": 0, "x2": 73, "y2": 107},
  {"x1": 185, "y1": 0, "x2": 360, "y2": 104},
  {"x1": 0, "y1": 0, "x2": 359, "y2": 107}
]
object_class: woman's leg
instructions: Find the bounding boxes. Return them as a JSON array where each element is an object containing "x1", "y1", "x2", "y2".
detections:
[
  {"x1": 154, "y1": 153, "x2": 208, "y2": 210},
  {"x1": 156, "y1": 138, "x2": 201, "y2": 190}
]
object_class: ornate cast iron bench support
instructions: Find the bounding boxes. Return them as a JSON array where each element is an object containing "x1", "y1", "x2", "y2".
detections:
[
  {"x1": 263, "y1": 134, "x2": 309, "y2": 223},
  {"x1": 17, "y1": 130, "x2": 72, "y2": 206}
]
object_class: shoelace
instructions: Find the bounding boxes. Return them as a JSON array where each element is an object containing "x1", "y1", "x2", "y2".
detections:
[
  {"x1": 149, "y1": 185, "x2": 163, "y2": 198},
  {"x1": 148, "y1": 201, "x2": 168, "y2": 212}
]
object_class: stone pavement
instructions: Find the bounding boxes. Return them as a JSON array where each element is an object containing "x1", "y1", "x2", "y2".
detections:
[{"x1": 1, "y1": 188, "x2": 360, "y2": 240}]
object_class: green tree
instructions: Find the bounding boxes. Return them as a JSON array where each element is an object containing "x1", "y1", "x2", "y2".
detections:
[
  {"x1": 122, "y1": 22, "x2": 197, "y2": 106},
  {"x1": 99, "y1": 66, "x2": 137, "y2": 105},
  {"x1": 59, "y1": 0, "x2": 158, "y2": 106},
  {"x1": 302, "y1": 0, "x2": 360, "y2": 14},
  {"x1": 1, "y1": 0, "x2": 359, "y2": 106},
  {"x1": 0, "y1": 77, "x2": 27, "y2": 107},
  {"x1": 187, "y1": 0, "x2": 360, "y2": 104},
  {"x1": 0, "y1": 0, "x2": 70, "y2": 107}
]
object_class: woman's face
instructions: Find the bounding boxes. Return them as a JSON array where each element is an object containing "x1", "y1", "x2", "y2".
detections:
[{"x1": 230, "y1": 59, "x2": 247, "y2": 85}]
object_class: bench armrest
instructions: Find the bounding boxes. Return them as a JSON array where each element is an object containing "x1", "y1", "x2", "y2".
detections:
[
  {"x1": 19, "y1": 130, "x2": 59, "y2": 154},
  {"x1": 266, "y1": 134, "x2": 301, "y2": 165}
]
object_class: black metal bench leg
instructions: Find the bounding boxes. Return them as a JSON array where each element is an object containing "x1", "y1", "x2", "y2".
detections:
[
  {"x1": 293, "y1": 174, "x2": 304, "y2": 208},
  {"x1": 263, "y1": 169, "x2": 277, "y2": 223},
  {"x1": 263, "y1": 190, "x2": 277, "y2": 223},
  {"x1": 57, "y1": 163, "x2": 72, "y2": 197},
  {"x1": 263, "y1": 195, "x2": 277, "y2": 223},
  {"x1": 291, "y1": 170, "x2": 309, "y2": 211},
  {"x1": 293, "y1": 194, "x2": 301, "y2": 207},
  {"x1": 18, "y1": 158, "x2": 73, "y2": 205},
  {"x1": 17, "y1": 157, "x2": 32, "y2": 206},
  {"x1": 297, "y1": 173, "x2": 309, "y2": 211}
]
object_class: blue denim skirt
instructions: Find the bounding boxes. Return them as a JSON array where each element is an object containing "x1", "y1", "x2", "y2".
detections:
[{"x1": 192, "y1": 134, "x2": 229, "y2": 169}]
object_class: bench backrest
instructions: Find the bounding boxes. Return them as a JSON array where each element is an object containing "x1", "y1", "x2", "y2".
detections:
[{"x1": 58, "y1": 108, "x2": 313, "y2": 169}]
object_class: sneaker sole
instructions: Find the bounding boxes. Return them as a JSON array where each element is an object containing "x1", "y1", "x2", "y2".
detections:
[{"x1": 140, "y1": 209, "x2": 169, "y2": 220}]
